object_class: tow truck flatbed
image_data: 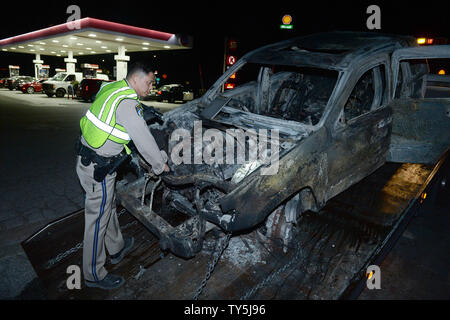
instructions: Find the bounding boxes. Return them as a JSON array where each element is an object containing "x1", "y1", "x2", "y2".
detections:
[{"x1": 21, "y1": 151, "x2": 449, "y2": 300}]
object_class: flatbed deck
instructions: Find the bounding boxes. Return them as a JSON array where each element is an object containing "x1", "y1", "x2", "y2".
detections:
[{"x1": 21, "y1": 154, "x2": 447, "y2": 299}]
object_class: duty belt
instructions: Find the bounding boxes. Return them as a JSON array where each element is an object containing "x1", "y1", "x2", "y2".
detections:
[{"x1": 77, "y1": 139, "x2": 128, "y2": 182}]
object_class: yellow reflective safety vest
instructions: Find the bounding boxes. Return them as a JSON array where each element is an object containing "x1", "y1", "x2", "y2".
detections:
[{"x1": 80, "y1": 79, "x2": 139, "y2": 154}]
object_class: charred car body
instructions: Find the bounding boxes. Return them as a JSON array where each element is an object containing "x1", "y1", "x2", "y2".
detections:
[{"x1": 116, "y1": 32, "x2": 450, "y2": 258}]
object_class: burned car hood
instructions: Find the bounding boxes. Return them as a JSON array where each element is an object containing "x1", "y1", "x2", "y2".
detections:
[{"x1": 152, "y1": 99, "x2": 314, "y2": 184}]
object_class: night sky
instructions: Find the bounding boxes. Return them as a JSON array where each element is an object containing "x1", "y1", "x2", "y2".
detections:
[{"x1": 0, "y1": 0, "x2": 449, "y2": 92}]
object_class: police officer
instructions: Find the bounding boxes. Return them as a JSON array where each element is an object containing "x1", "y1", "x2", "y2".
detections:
[{"x1": 76, "y1": 61, "x2": 169, "y2": 290}]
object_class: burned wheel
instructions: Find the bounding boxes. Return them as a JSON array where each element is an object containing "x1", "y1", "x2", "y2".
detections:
[{"x1": 27, "y1": 87, "x2": 34, "y2": 94}]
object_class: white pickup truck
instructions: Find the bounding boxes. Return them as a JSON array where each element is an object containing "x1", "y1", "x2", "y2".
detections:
[{"x1": 42, "y1": 72, "x2": 83, "y2": 98}]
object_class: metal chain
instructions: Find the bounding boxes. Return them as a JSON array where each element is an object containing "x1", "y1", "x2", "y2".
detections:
[
  {"x1": 240, "y1": 241, "x2": 303, "y2": 300},
  {"x1": 46, "y1": 242, "x2": 84, "y2": 269},
  {"x1": 45, "y1": 208, "x2": 128, "y2": 269},
  {"x1": 193, "y1": 231, "x2": 232, "y2": 300},
  {"x1": 193, "y1": 213, "x2": 236, "y2": 300}
]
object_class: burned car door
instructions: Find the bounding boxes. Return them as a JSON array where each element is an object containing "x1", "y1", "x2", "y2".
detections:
[
  {"x1": 388, "y1": 45, "x2": 450, "y2": 164},
  {"x1": 327, "y1": 62, "x2": 391, "y2": 199}
]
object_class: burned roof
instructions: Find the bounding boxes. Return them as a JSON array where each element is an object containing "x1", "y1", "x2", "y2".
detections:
[{"x1": 246, "y1": 31, "x2": 416, "y2": 70}]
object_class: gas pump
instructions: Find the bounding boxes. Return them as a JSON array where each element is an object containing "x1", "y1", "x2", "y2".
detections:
[
  {"x1": 9, "y1": 65, "x2": 20, "y2": 77},
  {"x1": 38, "y1": 65, "x2": 50, "y2": 79},
  {"x1": 81, "y1": 63, "x2": 98, "y2": 79}
]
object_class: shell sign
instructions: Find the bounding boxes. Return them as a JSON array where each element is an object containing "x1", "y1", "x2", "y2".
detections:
[
  {"x1": 282, "y1": 15, "x2": 292, "y2": 25},
  {"x1": 280, "y1": 15, "x2": 293, "y2": 29}
]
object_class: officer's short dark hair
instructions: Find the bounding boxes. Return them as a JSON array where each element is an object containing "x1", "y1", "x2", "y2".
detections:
[{"x1": 126, "y1": 61, "x2": 154, "y2": 79}]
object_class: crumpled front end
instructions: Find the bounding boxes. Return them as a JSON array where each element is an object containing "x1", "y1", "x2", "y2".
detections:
[{"x1": 116, "y1": 100, "x2": 314, "y2": 257}]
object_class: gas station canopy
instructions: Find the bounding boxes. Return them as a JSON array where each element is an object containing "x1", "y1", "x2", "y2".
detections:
[{"x1": 0, "y1": 17, "x2": 192, "y2": 56}]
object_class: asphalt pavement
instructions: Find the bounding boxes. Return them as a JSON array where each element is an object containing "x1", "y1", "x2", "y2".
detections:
[{"x1": 0, "y1": 88, "x2": 179, "y2": 298}]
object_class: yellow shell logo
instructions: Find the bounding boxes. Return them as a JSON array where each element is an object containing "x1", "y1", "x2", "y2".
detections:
[{"x1": 282, "y1": 15, "x2": 292, "y2": 25}]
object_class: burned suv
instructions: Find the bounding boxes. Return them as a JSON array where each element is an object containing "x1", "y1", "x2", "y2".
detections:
[{"x1": 117, "y1": 31, "x2": 450, "y2": 258}]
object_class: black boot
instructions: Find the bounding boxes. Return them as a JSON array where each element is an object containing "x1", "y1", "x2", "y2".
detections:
[{"x1": 110, "y1": 237, "x2": 135, "y2": 265}]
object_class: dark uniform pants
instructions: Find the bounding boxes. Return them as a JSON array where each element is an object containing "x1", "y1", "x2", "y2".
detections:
[{"x1": 76, "y1": 155, "x2": 124, "y2": 282}]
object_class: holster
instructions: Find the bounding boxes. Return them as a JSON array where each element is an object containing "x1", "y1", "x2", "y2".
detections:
[{"x1": 76, "y1": 139, "x2": 128, "y2": 182}]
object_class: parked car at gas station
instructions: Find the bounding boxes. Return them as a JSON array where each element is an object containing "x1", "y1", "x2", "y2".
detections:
[
  {"x1": 42, "y1": 72, "x2": 82, "y2": 97},
  {"x1": 16, "y1": 76, "x2": 37, "y2": 90},
  {"x1": 7, "y1": 75, "x2": 34, "y2": 90},
  {"x1": 77, "y1": 78, "x2": 113, "y2": 102},
  {"x1": 142, "y1": 88, "x2": 161, "y2": 101},
  {"x1": 148, "y1": 84, "x2": 194, "y2": 103},
  {"x1": 19, "y1": 79, "x2": 45, "y2": 94},
  {"x1": 0, "y1": 77, "x2": 7, "y2": 88},
  {"x1": 6, "y1": 76, "x2": 19, "y2": 90}
]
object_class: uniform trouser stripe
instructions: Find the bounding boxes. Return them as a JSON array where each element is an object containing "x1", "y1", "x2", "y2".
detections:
[
  {"x1": 92, "y1": 179, "x2": 107, "y2": 282},
  {"x1": 76, "y1": 156, "x2": 125, "y2": 282}
]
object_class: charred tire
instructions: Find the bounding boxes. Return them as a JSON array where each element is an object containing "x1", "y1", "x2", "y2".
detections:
[
  {"x1": 27, "y1": 87, "x2": 34, "y2": 94},
  {"x1": 56, "y1": 88, "x2": 66, "y2": 98},
  {"x1": 46, "y1": 93, "x2": 54, "y2": 98}
]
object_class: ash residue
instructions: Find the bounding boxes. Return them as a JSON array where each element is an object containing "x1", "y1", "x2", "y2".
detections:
[{"x1": 202, "y1": 234, "x2": 268, "y2": 269}]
